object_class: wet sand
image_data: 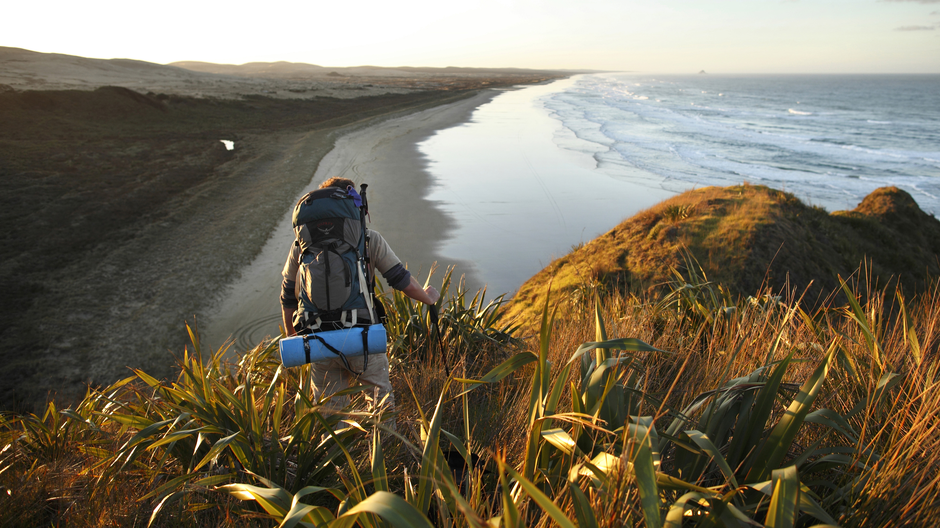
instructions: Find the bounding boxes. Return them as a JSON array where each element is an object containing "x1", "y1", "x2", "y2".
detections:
[{"x1": 200, "y1": 91, "x2": 499, "y2": 352}]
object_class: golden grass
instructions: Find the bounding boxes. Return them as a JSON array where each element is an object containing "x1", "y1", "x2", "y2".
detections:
[{"x1": 2, "y1": 263, "x2": 940, "y2": 526}]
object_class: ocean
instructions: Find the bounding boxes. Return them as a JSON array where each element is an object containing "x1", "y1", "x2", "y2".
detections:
[{"x1": 419, "y1": 73, "x2": 940, "y2": 296}]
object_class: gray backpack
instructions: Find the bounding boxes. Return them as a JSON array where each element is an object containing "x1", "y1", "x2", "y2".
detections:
[{"x1": 291, "y1": 185, "x2": 377, "y2": 333}]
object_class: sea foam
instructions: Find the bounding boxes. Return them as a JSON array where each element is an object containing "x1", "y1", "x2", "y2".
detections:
[{"x1": 540, "y1": 73, "x2": 940, "y2": 216}]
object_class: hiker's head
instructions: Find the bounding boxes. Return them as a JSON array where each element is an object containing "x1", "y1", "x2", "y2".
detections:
[{"x1": 320, "y1": 177, "x2": 355, "y2": 191}]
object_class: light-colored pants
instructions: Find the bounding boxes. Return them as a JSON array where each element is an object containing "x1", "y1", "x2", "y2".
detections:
[{"x1": 310, "y1": 352, "x2": 395, "y2": 417}]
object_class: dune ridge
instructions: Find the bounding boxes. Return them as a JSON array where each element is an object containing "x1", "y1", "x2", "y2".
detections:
[{"x1": 506, "y1": 184, "x2": 940, "y2": 325}]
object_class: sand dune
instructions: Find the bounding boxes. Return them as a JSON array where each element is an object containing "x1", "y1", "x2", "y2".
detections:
[{"x1": 1, "y1": 46, "x2": 564, "y2": 99}]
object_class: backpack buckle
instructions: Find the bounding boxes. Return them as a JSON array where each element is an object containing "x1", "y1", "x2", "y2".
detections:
[{"x1": 339, "y1": 310, "x2": 357, "y2": 328}]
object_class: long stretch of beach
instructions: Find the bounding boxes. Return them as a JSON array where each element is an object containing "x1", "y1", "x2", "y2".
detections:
[
  {"x1": 1, "y1": 48, "x2": 570, "y2": 410},
  {"x1": 200, "y1": 78, "x2": 685, "y2": 352},
  {"x1": 200, "y1": 91, "x2": 501, "y2": 352}
]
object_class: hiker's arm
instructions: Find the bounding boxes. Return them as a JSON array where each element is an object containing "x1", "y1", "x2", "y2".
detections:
[
  {"x1": 401, "y1": 276, "x2": 440, "y2": 305},
  {"x1": 282, "y1": 305, "x2": 297, "y2": 337},
  {"x1": 280, "y1": 278, "x2": 297, "y2": 337},
  {"x1": 280, "y1": 247, "x2": 299, "y2": 337}
]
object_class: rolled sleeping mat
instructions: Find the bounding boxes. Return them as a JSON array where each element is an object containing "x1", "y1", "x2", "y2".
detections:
[{"x1": 279, "y1": 324, "x2": 387, "y2": 368}]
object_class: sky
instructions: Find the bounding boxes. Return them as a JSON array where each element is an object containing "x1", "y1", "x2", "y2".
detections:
[{"x1": 5, "y1": 0, "x2": 939, "y2": 73}]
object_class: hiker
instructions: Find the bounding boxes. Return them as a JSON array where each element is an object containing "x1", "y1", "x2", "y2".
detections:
[{"x1": 280, "y1": 176, "x2": 440, "y2": 421}]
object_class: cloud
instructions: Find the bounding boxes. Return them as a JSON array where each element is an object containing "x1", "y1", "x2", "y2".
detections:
[{"x1": 895, "y1": 24, "x2": 937, "y2": 30}]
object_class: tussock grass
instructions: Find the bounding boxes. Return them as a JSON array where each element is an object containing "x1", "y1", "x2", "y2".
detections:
[{"x1": 2, "y1": 263, "x2": 939, "y2": 527}]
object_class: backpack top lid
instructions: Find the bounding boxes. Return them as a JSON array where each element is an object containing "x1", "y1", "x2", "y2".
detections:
[
  {"x1": 292, "y1": 186, "x2": 359, "y2": 225},
  {"x1": 292, "y1": 186, "x2": 364, "y2": 254}
]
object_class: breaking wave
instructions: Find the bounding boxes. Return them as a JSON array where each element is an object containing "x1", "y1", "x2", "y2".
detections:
[{"x1": 541, "y1": 73, "x2": 940, "y2": 215}]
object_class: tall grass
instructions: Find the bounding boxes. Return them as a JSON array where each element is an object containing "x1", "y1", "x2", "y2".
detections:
[{"x1": 2, "y1": 266, "x2": 938, "y2": 527}]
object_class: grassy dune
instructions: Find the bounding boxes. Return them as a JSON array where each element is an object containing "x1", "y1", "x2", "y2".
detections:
[
  {"x1": 506, "y1": 184, "x2": 940, "y2": 326},
  {"x1": 2, "y1": 191, "x2": 939, "y2": 527}
]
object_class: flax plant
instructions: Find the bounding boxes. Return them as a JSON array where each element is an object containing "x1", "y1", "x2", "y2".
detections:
[
  {"x1": 224, "y1": 271, "x2": 936, "y2": 528},
  {"x1": 381, "y1": 266, "x2": 519, "y2": 366}
]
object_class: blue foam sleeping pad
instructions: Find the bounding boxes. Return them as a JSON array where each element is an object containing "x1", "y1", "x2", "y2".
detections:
[{"x1": 279, "y1": 324, "x2": 387, "y2": 368}]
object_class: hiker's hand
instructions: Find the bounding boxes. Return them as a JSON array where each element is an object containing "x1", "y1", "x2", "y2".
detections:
[
  {"x1": 424, "y1": 286, "x2": 441, "y2": 305},
  {"x1": 403, "y1": 276, "x2": 440, "y2": 305}
]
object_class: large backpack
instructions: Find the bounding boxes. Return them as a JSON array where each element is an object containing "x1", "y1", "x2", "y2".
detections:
[{"x1": 291, "y1": 185, "x2": 377, "y2": 333}]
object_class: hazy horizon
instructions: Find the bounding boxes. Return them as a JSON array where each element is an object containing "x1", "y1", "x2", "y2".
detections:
[{"x1": 4, "y1": 0, "x2": 939, "y2": 75}]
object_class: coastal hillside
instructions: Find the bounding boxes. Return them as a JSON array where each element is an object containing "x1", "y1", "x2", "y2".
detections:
[
  {"x1": 4, "y1": 186, "x2": 939, "y2": 526},
  {"x1": 506, "y1": 184, "x2": 940, "y2": 324}
]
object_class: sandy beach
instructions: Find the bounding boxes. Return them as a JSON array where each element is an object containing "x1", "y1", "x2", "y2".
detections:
[
  {"x1": 199, "y1": 77, "x2": 680, "y2": 352},
  {"x1": 200, "y1": 91, "x2": 499, "y2": 352}
]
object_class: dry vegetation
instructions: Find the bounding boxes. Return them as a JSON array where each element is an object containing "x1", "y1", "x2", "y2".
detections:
[{"x1": 2, "y1": 260, "x2": 938, "y2": 527}]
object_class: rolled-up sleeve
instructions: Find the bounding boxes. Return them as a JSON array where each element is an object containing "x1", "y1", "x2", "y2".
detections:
[{"x1": 382, "y1": 263, "x2": 411, "y2": 290}]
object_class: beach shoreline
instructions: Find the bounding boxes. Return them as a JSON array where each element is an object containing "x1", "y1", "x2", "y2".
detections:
[
  {"x1": 0, "y1": 86, "x2": 520, "y2": 411},
  {"x1": 200, "y1": 90, "x2": 502, "y2": 352},
  {"x1": 0, "y1": 48, "x2": 569, "y2": 411}
]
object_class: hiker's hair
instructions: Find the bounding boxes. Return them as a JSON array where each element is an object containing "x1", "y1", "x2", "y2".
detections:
[{"x1": 320, "y1": 177, "x2": 355, "y2": 190}]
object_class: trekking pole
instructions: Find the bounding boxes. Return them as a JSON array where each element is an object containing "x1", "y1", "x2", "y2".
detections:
[
  {"x1": 358, "y1": 183, "x2": 369, "y2": 218},
  {"x1": 358, "y1": 183, "x2": 371, "y2": 280},
  {"x1": 355, "y1": 183, "x2": 379, "y2": 323},
  {"x1": 428, "y1": 303, "x2": 450, "y2": 377}
]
